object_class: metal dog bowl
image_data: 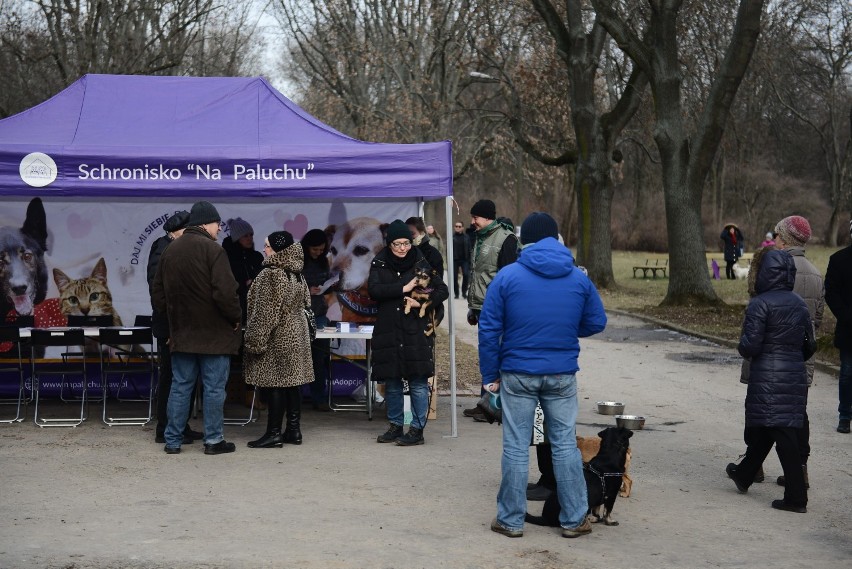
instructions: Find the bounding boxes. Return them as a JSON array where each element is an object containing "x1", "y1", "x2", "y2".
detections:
[
  {"x1": 615, "y1": 415, "x2": 645, "y2": 430},
  {"x1": 596, "y1": 401, "x2": 625, "y2": 415}
]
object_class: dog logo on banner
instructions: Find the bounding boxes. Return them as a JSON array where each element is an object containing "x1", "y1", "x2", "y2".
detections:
[{"x1": 19, "y1": 152, "x2": 58, "y2": 188}]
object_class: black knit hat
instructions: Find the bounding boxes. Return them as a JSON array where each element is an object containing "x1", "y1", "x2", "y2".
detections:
[
  {"x1": 470, "y1": 199, "x2": 496, "y2": 220},
  {"x1": 301, "y1": 228, "x2": 328, "y2": 248},
  {"x1": 521, "y1": 212, "x2": 558, "y2": 245},
  {"x1": 268, "y1": 231, "x2": 294, "y2": 253},
  {"x1": 188, "y1": 201, "x2": 221, "y2": 226},
  {"x1": 385, "y1": 219, "x2": 411, "y2": 245},
  {"x1": 163, "y1": 210, "x2": 190, "y2": 232}
]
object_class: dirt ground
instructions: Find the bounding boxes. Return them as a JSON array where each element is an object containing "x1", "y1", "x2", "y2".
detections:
[{"x1": 1, "y1": 306, "x2": 850, "y2": 568}]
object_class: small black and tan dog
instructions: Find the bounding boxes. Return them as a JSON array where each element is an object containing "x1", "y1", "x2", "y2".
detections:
[{"x1": 526, "y1": 426, "x2": 633, "y2": 527}]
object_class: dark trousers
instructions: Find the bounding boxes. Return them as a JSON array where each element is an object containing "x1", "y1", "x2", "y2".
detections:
[
  {"x1": 453, "y1": 259, "x2": 469, "y2": 298},
  {"x1": 725, "y1": 260, "x2": 736, "y2": 279},
  {"x1": 155, "y1": 341, "x2": 195, "y2": 434},
  {"x1": 736, "y1": 426, "x2": 807, "y2": 506},
  {"x1": 744, "y1": 413, "x2": 810, "y2": 465},
  {"x1": 535, "y1": 442, "x2": 556, "y2": 490}
]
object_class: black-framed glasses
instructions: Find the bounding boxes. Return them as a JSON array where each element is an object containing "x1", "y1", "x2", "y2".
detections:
[{"x1": 390, "y1": 241, "x2": 412, "y2": 250}]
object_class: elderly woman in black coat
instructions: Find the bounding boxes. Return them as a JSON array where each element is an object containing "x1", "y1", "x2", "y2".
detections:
[
  {"x1": 368, "y1": 219, "x2": 449, "y2": 446},
  {"x1": 726, "y1": 249, "x2": 816, "y2": 513}
]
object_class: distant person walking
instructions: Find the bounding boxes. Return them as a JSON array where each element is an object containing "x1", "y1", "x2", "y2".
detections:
[
  {"x1": 151, "y1": 201, "x2": 242, "y2": 455},
  {"x1": 825, "y1": 220, "x2": 852, "y2": 434},
  {"x1": 451, "y1": 221, "x2": 471, "y2": 299},
  {"x1": 721, "y1": 223, "x2": 745, "y2": 279},
  {"x1": 480, "y1": 212, "x2": 607, "y2": 538}
]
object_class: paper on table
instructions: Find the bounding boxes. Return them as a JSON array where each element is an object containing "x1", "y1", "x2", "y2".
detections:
[
  {"x1": 358, "y1": 325, "x2": 374, "y2": 333},
  {"x1": 314, "y1": 273, "x2": 340, "y2": 295}
]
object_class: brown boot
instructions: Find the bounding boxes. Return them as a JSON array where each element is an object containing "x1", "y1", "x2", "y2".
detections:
[{"x1": 776, "y1": 465, "x2": 809, "y2": 489}]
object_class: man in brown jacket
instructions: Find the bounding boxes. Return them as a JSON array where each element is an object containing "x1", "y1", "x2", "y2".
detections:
[{"x1": 152, "y1": 201, "x2": 242, "y2": 455}]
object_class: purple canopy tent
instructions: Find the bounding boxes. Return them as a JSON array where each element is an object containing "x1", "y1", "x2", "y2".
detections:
[{"x1": 0, "y1": 74, "x2": 460, "y2": 435}]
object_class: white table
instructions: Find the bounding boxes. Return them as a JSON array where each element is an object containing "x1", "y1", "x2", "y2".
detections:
[
  {"x1": 315, "y1": 328, "x2": 375, "y2": 419},
  {"x1": 18, "y1": 326, "x2": 149, "y2": 339}
]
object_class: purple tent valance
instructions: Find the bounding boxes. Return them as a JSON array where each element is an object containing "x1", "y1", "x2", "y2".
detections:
[{"x1": 0, "y1": 75, "x2": 452, "y2": 199}]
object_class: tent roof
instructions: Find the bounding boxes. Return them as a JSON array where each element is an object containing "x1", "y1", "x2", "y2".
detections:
[{"x1": 0, "y1": 74, "x2": 452, "y2": 199}]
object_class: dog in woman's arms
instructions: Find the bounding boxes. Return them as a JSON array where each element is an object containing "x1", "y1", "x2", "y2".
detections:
[{"x1": 526, "y1": 427, "x2": 633, "y2": 528}]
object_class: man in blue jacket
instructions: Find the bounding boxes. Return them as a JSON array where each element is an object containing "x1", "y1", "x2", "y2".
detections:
[{"x1": 479, "y1": 212, "x2": 607, "y2": 539}]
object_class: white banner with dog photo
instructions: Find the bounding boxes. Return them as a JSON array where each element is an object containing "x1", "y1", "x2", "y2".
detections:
[{"x1": 0, "y1": 196, "x2": 417, "y2": 368}]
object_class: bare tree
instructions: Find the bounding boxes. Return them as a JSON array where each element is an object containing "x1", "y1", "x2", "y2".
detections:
[
  {"x1": 0, "y1": 0, "x2": 263, "y2": 117},
  {"x1": 592, "y1": 0, "x2": 766, "y2": 305},
  {"x1": 768, "y1": 0, "x2": 851, "y2": 245}
]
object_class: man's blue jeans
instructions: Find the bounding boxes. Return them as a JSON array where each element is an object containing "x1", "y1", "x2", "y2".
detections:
[
  {"x1": 166, "y1": 352, "x2": 231, "y2": 447},
  {"x1": 497, "y1": 372, "x2": 587, "y2": 531},
  {"x1": 839, "y1": 349, "x2": 852, "y2": 421},
  {"x1": 384, "y1": 376, "x2": 429, "y2": 430}
]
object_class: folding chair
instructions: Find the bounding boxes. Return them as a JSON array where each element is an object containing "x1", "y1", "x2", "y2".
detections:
[
  {"x1": 0, "y1": 323, "x2": 30, "y2": 423},
  {"x1": 98, "y1": 327, "x2": 156, "y2": 426},
  {"x1": 59, "y1": 315, "x2": 113, "y2": 403},
  {"x1": 223, "y1": 336, "x2": 257, "y2": 426},
  {"x1": 30, "y1": 328, "x2": 89, "y2": 427}
]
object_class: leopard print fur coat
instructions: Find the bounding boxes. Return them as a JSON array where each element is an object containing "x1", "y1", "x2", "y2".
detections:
[{"x1": 243, "y1": 242, "x2": 314, "y2": 388}]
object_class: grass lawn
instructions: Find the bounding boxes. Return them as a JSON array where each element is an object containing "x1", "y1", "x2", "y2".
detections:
[{"x1": 601, "y1": 247, "x2": 839, "y2": 365}]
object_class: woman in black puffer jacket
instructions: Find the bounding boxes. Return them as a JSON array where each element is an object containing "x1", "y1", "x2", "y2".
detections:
[
  {"x1": 368, "y1": 220, "x2": 448, "y2": 447},
  {"x1": 726, "y1": 249, "x2": 816, "y2": 513}
]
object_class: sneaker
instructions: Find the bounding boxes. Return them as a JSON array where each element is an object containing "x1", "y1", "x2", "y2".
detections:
[
  {"x1": 490, "y1": 518, "x2": 523, "y2": 538},
  {"x1": 395, "y1": 427, "x2": 425, "y2": 446},
  {"x1": 726, "y1": 463, "x2": 748, "y2": 493},
  {"x1": 204, "y1": 440, "x2": 236, "y2": 455},
  {"x1": 838, "y1": 419, "x2": 851, "y2": 434},
  {"x1": 561, "y1": 518, "x2": 592, "y2": 538},
  {"x1": 164, "y1": 446, "x2": 180, "y2": 455},
  {"x1": 771, "y1": 499, "x2": 806, "y2": 513},
  {"x1": 526, "y1": 485, "x2": 553, "y2": 501},
  {"x1": 377, "y1": 423, "x2": 404, "y2": 443}
]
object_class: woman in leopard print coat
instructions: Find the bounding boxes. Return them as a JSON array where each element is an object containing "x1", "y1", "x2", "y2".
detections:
[{"x1": 243, "y1": 231, "x2": 313, "y2": 448}]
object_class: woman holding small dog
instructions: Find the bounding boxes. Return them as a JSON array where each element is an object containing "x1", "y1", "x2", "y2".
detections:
[{"x1": 368, "y1": 219, "x2": 449, "y2": 446}]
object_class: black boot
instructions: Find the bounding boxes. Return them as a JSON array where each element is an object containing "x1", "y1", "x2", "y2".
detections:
[
  {"x1": 282, "y1": 387, "x2": 303, "y2": 445},
  {"x1": 248, "y1": 388, "x2": 285, "y2": 448}
]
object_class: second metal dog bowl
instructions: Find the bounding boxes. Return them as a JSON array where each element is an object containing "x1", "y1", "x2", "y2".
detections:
[
  {"x1": 615, "y1": 415, "x2": 646, "y2": 430},
  {"x1": 596, "y1": 401, "x2": 625, "y2": 415}
]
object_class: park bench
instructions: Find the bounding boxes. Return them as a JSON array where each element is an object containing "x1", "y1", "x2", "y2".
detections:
[{"x1": 632, "y1": 258, "x2": 668, "y2": 278}]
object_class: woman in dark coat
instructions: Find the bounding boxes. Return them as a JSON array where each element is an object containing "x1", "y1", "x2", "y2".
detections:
[
  {"x1": 720, "y1": 223, "x2": 745, "y2": 280},
  {"x1": 726, "y1": 249, "x2": 816, "y2": 513},
  {"x1": 302, "y1": 228, "x2": 332, "y2": 411},
  {"x1": 368, "y1": 219, "x2": 449, "y2": 446}
]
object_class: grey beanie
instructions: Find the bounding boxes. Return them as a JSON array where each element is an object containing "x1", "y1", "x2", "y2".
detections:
[
  {"x1": 227, "y1": 217, "x2": 254, "y2": 241},
  {"x1": 188, "y1": 201, "x2": 221, "y2": 226}
]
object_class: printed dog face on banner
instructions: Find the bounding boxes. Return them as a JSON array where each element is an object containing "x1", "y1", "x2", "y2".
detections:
[
  {"x1": 0, "y1": 197, "x2": 48, "y2": 318},
  {"x1": 325, "y1": 217, "x2": 386, "y2": 323}
]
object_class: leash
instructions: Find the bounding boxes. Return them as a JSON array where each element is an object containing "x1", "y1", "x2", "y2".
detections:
[{"x1": 583, "y1": 462, "x2": 624, "y2": 502}]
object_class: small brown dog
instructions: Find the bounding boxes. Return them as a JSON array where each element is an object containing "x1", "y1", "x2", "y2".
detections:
[
  {"x1": 404, "y1": 266, "x2": 436, "y2": 336},
  {"x1": 578, "y1": 434, "x2": 633, "y2": 498}
]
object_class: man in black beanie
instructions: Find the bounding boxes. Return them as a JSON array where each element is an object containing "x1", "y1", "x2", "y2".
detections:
[
  {"x1": 152, "y1": 200, "x2": 242, "y2": 455},
  {"x1": 463, "y1": 199, "x2": 518, "y2": 421},
  {"x1": 146, "y1": 209, "x2": 202, "y2": 444}
]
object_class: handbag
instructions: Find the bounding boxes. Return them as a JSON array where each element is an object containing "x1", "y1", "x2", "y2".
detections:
[
  {"x1": 304, "y1": 304, "x2": 317, "y2": 342},
  {"x1": 301, "y1": 277, "x2": 317, "y2": 341}
]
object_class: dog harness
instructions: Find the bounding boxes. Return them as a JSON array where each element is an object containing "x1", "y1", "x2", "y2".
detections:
[{"x1": 583, "y1": 462, "x2": 624, "y2": 502}]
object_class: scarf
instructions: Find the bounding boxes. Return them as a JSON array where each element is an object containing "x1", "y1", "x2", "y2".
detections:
[
  {"x1": 473, "y1": 219, "x2": 513, "y2": 261},
  {"x1": 387, "y1": 246, "x2": 418, "y2": 275}
]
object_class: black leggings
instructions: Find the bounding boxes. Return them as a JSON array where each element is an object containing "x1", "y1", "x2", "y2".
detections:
[{"x1": 726, "y1": 260, "x2": 736, "y2": 279}]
